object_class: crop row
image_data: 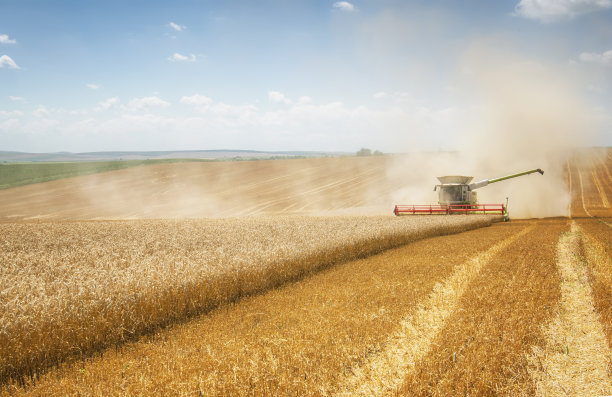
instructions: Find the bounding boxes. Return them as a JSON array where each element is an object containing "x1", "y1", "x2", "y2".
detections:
[
  {"x1": 399, "y1": 220, "x2": 566, "y2": 395},
  {"x1": 577, "y1": 218, "x2": 612, "y2": 347},
  {"x1": 2, "y1": 218, "x2": 518, "y2": 395},
  {"x1": 0, "y1": 215, "x2": 493, "y2": 385}
]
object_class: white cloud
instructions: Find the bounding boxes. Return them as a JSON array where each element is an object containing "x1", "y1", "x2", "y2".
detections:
[
  {"x1": 372, "y1": 91, "x2": 412, "y2": 103},
  {"x1": 95, "y1": 97, "x2": 119, "y2": 112},
  {"x1": 297, "y1": 96, "x2": 312, "y2": 105},
  {"x1": 0, "y1": 118, "x2": 21, "y2": 133},
  {"x1": 268, "y1": 91, "x2": 292, "y2": 104},
  {"x1": 373, "y1": 92, "x2": 387, "y2": 100},
  {"x1": 0, "y1": 54, "x2": 19, "y2": 69},
  {"x1": 167, "y1": 53, "x2": 197, "y2": 62},
  {"x1": 126, "y1": 96, "x2": 171, "y2": 111},
  {"x1": 514, "y1": 0, "x2": 612, "y2": 22},
  {"x1": 333, "y1": 1, "x2": 355, "y2": 12},
  {"x1": 168, "y1": 22, "x2": 186, "y2": 32},
  {"x1": 86, "y1": 83, "x2": 100, "y2": 90},
  {"x1": 0, "y1": 34, "x2": 16, "y2": 44},
  {"x1": 8, "y1": 96, "x2": 25, "y2": 102},
  {"x1": 32, "y1": 106, "x2": 51, "y2": 118},
  {"x1": 180, "y1": 94, "x2": 213, "y2": 106},
  {"x1": 181, "y1": 95, "x2": 258, "y2": 123},
  {"x1": 579, "y1": 49, "x2": 612, "y2": 65},
  {"x1": 0, "y1": 110, "x2": 23, "y2": 117},
  {"x1": 0, "y1": 90, "x2": 474, "y2": 153}
]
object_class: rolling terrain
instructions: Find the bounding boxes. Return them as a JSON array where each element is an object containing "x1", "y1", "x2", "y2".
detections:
[
  {"x1": 0, "y1": 149, "x2": 611, "y2": 395},
  {"x1": 0, "y1": 156, "x2": 395, "y2": 220}
]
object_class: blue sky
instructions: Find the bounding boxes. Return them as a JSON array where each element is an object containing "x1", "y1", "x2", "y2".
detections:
[{"x1": 1, "y1": 0, "x2": 611, "y2": 153}]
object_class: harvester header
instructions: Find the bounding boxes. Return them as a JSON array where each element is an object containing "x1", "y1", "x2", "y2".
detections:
[{"x1": 394, "y1": 168, "x2": 544, "y2": 219}]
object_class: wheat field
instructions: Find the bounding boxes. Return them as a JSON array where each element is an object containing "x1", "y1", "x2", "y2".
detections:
[
  {"x1": 2, "y1": 219, "x2": 519, "y2": 395},
  {"x1": 0, "y1": 215, "x2": 494, "y2": 387},
  {"x1": 1, "y1": 149, "x2": 611, "y2": 395},
  {"x1": 0, "y1": 156, "x2": 395, "y2": 220}
]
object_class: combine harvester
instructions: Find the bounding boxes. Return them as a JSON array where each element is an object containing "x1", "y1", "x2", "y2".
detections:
[{"x1": 394, "y1": 168, "x2": 544, "y2": 221}]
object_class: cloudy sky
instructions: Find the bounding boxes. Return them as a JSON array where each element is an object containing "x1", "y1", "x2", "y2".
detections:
[{"x1": 1, "y1": 0, "x2": 611, "y2": 153}]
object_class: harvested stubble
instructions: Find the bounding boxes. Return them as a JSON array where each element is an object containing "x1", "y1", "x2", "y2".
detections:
[
  {"x1": 336, "y1": 222, "x2": 535, "y2": 396},
  {"x1": 0, "y1": 215, "x2": 494, "y2": 386},
  {"x1": 528, "y1": 221, "x2": 611, "y2": 396},
  {"x1": 399, "y1": 220, "x2": 567, "y2": 396},
  {"x1": 568, "y1": 151, "x2": 612, "y2": 218},
  {"x1": 2, "y1": 218, "x2": 519, "y2": 396},
  {"x1": 576, "y1": 218, "x2": 612, "y2": 348},
  {"x1": 567, "y1": 159, "x2": 590, "y2": 218}
]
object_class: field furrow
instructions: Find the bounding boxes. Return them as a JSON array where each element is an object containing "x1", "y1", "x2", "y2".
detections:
[
  {"x1": 528, "y1": 221, "x2": 611, "y2": 396},
  {"x1": 335, "y1": 224, "x2": 535, "y2": 396},
  {"x1": 2, "y1": 221, "x2": 520, "y2": 396},
  {"x1": 568, "y1": 160, "x2": 589, "y2": 218},
  {"x1": 576, "y1": 218, "x2": 612, "y2": 349},
  {"x1": 592, "y1": 168, "x2": 610, "y2": 208},
  {"x1": 597, "y1": 158, "x2": 612, "y2": 196},
  {"x1": 399, "y1": 220, "x2": 566, "y2": 396},
  {"x1": 578, "y1": 167, "x2": 595, "y2": 217}
]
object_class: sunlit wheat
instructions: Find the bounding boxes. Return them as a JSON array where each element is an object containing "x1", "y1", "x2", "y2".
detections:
[{"x1": 0, "y1": 215, "x2": 493, "y2": 384}]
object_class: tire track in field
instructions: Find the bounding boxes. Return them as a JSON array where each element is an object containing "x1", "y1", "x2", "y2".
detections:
[
  {"x1": 334, "y1": 223, "x2": 535, "y2": 396},
  {"x1": 591, "y1": 167, "x2": 610, "y2": 208},
  {"x1": 578, "y1": 221, "x2": 612, "y2": 351},
  {"x1": 566, "y1": 160, "x2": 573, "y2": 218},
  {"x1": 577, "y1": 167, "x2": 593, "y2": 218},
  {"x1": 528, "y1": 222, "x2": 612, "y2": 396},
  {"x1": 237, "y1": 167, "x2": 383, "y2": 215},
  {"x1": 236, "y1": 170, "x2": 368, "y2": 214},
  {"x1": 598, "y1": 157, "x2": 612, "y2": 191}
]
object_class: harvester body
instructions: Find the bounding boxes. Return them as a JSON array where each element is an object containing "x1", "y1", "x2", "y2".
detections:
[
  {"x1": 433, "y1": 168, "x2": 544, "y2": 206},
  {"x1": 394, "y1": 168, "x2": 544, "y2": 218}
]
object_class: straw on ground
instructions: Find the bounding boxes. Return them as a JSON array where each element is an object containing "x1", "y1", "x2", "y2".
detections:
[
  {"x1": 335, "y1": 224, "x2": 534, "y2": 396},
  {"x1": 528, "y1": 221, "x2": 611, "y2": 396}
]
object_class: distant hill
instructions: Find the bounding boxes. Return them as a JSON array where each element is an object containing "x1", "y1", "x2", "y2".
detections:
[{"x1": 0, "y1": 150, "x2": 348, "y2": 162}]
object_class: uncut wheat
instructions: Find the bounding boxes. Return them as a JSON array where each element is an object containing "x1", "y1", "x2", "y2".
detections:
[
  {"x1": 0, "y1": 215, "x2": 494, "y2": 384},
  {"x1": 2, "y1": 219, "x2": 519, "y2": 396}
]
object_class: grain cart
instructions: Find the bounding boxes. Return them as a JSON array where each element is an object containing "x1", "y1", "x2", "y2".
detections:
[{"x1": 394, "y1": 168, "x2": 544, "y2": 220}]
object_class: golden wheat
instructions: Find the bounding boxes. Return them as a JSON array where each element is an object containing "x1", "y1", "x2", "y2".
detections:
[
  {"x1": 528, "y1": 221, "x2": 612, "y2": 396},
  {"x1": 399, "y1": 220, "x2": 566, "y2": 396},
  {"x1": 2, "y1": 217, "x2": 513, "y2": 396},
  {"x1": 0, "y1": 215, "x2": 494, "y2": 385},
  {"x1": 576, "y1": 218, "x2": 612, "y2": 348}
]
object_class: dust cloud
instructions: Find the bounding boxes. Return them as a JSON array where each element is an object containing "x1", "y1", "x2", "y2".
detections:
[
  {"x1": 389, "y1": 41, "x2": 599, "y2": 219},
  {"x1": 0, "y1": 158, "x2": 399, "y2": 220},
  {"x1": 1, "y1": 46, "x2": 600, "y2": 220}
]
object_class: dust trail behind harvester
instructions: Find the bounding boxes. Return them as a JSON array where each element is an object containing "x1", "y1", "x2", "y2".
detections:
[
  {"x1": 0, "y1": 157, "x2": 397, "y2": 220},
  {"x1": 0, "y1": 46, "x2": 600, "y2": 220},
  {"x1": 390, "y1": 41, "x2": 599, "y2": 219}
]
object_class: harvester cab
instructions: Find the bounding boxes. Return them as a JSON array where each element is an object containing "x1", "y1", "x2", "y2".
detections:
[{"x1": 394, "y1": 168, "x2": 544, "y2": 219}]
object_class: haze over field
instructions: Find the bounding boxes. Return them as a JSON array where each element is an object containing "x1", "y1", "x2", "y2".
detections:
[
  {"x1": 0, "y1": 148, "x2": 609, "y2": 220},
  {"x1": 2, "y1": 3, "x2": 612, "y2": 394},
  {"x1": 1, "y1": 1, "x2": 611, "y2": 218}
]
